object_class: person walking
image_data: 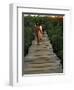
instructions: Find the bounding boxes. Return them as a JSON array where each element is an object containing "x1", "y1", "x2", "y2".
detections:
[{"x1": 34, "y1": 23, "x2": 43, "y2": 45}]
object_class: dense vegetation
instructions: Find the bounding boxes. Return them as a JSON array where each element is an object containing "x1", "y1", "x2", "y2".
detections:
[
  {"x1": 24, "y1": 15, "x2": 63, "y2": 67},
  {"x1": 45, "y1": 17, "x2": 63, "y2": 67},
  {"x1": 24, "y1": 16, "x2": 35, "y2": 56}
]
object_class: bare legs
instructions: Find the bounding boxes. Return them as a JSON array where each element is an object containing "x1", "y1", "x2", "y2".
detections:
[{"x1": 36, "y1": 32, "x2": 43, "y2": 45}]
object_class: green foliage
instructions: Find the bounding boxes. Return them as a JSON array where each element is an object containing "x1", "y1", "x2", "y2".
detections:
[
  {"x1": 24, "y1": 27, "x2": 34, "y2": 56},
  {"x1": 45, "y1": 17, "x2": 63, "y2": 67}
]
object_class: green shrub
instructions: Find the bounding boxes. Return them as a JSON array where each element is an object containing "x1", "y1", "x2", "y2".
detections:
[
  {"x1": 45, "y1": 17, "x2": 63, "y2": 67},
  {"x1": 24, "y1": 27, "x2": 34, "y2": 56}
]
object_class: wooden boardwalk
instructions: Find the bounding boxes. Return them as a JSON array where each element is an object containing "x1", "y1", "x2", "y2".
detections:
[{"x1": 24, "y1": 32, "x2": 63, "y2": 74}]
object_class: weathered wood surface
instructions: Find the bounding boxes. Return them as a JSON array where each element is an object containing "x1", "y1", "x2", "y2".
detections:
[{"x1": 24, "y1": 32, "x2": 63, "y2": 74}]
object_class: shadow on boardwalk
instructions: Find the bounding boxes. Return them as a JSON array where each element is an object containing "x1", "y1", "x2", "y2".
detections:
[{"x1": 24, "y1": 31, "x2": 63, "y2": 74}]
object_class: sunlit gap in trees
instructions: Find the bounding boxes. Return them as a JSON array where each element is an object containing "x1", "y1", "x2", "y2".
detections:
[{"x1": 24, "y1": 14, "x2": 63, "y2": 19}]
